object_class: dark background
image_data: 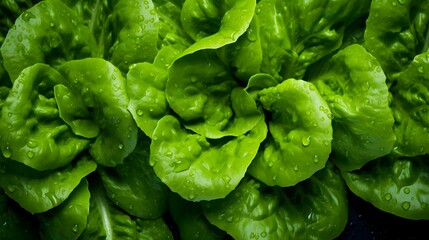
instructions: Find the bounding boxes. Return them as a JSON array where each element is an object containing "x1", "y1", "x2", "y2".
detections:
[{"x1": 337, "y1": 191, "x2": 429, "y2": 240}]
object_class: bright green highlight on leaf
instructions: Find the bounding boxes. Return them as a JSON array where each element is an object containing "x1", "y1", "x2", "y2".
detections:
[
  {"x1": 57, "y1": 58, "x2": 138, "y2": 167},
  {"x1": 167, "y1": 50, "x2": 263, "y2": 138},
  {"x1": 150, "y1": 115, "x2": 267, "y2": 201},
  {"x1": 0, "y1": 63, "x2": 90, "y2": 171},
  {"x1": 249, "y1": 78, "x2": 333, "y2": 187},
  {"x1": 307, "y1": 44, "x2": 396, "y2": 171}
]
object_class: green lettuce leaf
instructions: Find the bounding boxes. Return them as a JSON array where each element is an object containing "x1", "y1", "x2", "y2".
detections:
[
  {"x1": 364, "y1": 0, "x2": 429, "y2": 78},
  {"x1": 0, "y1": 0, "x2": 97, "y2": 81},
  {"x1": 56, "y1": 58, "x2": 138, "y2": 167},
  {"x1": 342, "y1": 154, "x2": 429, "y2": 220},
  {"x1": 248, "y1": 78, "x2": 333, "y2": 187},
  {"x1": 254, "y1": 0, "x2": 371, "y2": 80},
  {"x1": 150, "y1": 115, "x2": 267, "y2": 201},
  {"x1": 166, "y1": 50, "x2": 263, "y2": 138},
  {"x1": 179, "y1": 0, "x2": 256, "y2": 56},
  {"x1": 99, "y1": 133, "x2": 169, "y2": 219},
  {"x1": 203, "y1": 162, "x2": 348, "y2": 240},
  {"x1": 0, "y1": 155, "x2": 96, "y2": 214},
  {"x1": 0, "y1": 63, "x2": 90, "y2": 170},
  {"x1": 307, "y1": 44, "x2": 396, "y2": 171},
  {"x1": 38, "y1": 179, "x2": 90, "y2": 240},
  {"x1": 390, "y1": 51, "x2": 429, "y2": 156},
  {"x1": 169, "y1": 193, "x2": 226, "y2": 240}
]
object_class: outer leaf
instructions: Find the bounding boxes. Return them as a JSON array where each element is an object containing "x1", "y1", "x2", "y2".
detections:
[
  {"x1": 390, "y1": 52, "x2": 429, "y2": 156},
  {"x1": 255, "y1": 0, "x2": 371, "y2": 80},
  {"x1": 248, "y1": 78, "x2": 333, "y2": 187},
  {"x1": 79, "y1": 178, "x2": 139, "y2": 240},
  {"x1": 135, "y1": 218, "x2": 174, "y2": 240},
  {"x1": 166, "y1": 50, "x2": 263, "y2": 138},
  {"x1": 179, "y1": 0, "x2": 256, "y2": 56},
  {"x1": 99, "y1": 133, "x2": 169, "y2": 219},
  {"x1": 57, "y1": 58, "x2": 138, "y2": 167},
  {"x1": 169, "y1": 193, "x2": 226, "y2": 240},
  {"x1": 0, "y1": 0, "x2": 97, "y2": 81},
  {"x1": 0, "y1": 189, "x2": 39, "y2": 240},
  {"x1": 342, "y1": 154, "x2": 429, "y2": 220},
  {"x1": 38, "y1": 179, "x2": 91, "y2": 240},
  {"x1": 203, "y1": 162, "x2": 348, "y2": 240},
  {"x1": 307, "y1": 44, "x2": 396, "y2": 171},
  {"x1": 0, "y1": 155, "x2": 96, "y2": 214},
  {"x1": 0, "y1": 64, "x2": 90, "y2": 171},
  {"x1": 150, "y1": 115, "x2": 267, "y2": 201},
  {"x1": 364, "y1": 0, "x2": 429, "y2": 78}
]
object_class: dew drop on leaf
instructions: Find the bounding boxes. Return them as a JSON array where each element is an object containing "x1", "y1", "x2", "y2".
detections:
[{"x1": 401, "y1": 201, "x2": 410, "y2": 210}]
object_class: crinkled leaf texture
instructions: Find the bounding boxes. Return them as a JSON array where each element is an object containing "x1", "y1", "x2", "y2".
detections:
[
  {"x1": 0, "y1": 63, "x2": 90, "y2": 171},
  {"x1": 253, "y1": 0, "x2": 371, "y2": 80},
  {"x1": 166, "y1": 50, "x2": 263, "y2": 139},
  {"x1": 307, "y1": 44, "x2": 396, "y2": 171},
  {"x1": 390, "y1": 51, "x2": 429, "y2": 156},
  {"x1": 56, "y1": 58, "x2": 138, "y2": 167},
  {"x1": 342, "y1": 154, "x2": 429, "y2": 220},
  {"x1": 248, "y1": 78, "x2": 333, "y2": 187},
  {"x1": 150, "y1": 115, "x2": 267, "y2": 201},
  {"x1": 127, "y1": 62, "x2": 169, "y2": 138},
  {"x1": 0, "y1": 155, "x2": 96, "y2": 214},
  {"x1": 0, "y1": 0, "x2": 97, "y2": 81},
  {"x1": 203, "y1": 162, "x2": 348, "y2": 240},
  {"x1": 364, "y1": 0, "x2": 429, "y2": 78}
]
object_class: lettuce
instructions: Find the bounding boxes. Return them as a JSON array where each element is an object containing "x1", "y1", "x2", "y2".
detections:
[{"x1": 0, "y1": 0, "x2": 428, "y2": 238}]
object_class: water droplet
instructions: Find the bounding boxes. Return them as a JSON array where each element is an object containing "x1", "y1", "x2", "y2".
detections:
[
  {"x1": 313, "y1": 155, "x2": 319, "y2": 163},
  {"x1": 27, "y1": 140, "x2": 38, "y2": 148},
  {"x1": 397, "y1": 0, "x2": 405, "y2": 5},
  {"x1": 417, "y1": 66, "x2": 424, "y2": 73},
  {"x1": 128, "y1": 204, "x2": 134, "y2": 210},
  {"x1": 27, "y1": 151, "x2": 35, "y2": 159},
  {"x1": 272, "y1": 175, "x2": 277, "y2": 181},
  {"x1": 301, "y1": 136, "x2": 311, "y2": 147},
  {"x1": 226, "y1": 216, "x2": 234, "y2": 222},
  {"x1": 152, "y1": 135, "x2": 158, "y2": 140},
  {"x1": 268, "y1": 161, "x2": 274, "y2": 167},
  {"x1": 391, "y1": 1, "x2": 397, "y2": 6},
  {"x1": 72, "y1": 224, "x2": 79, "y2": 233},
  {"x1": 118, "y1": 144, "x2": 124, "y2": 150},
  {"x1": 188, "y1": 194, "x2": 195, "y2": 200},
  {"x1": 403, "y1": 187, "x2": 410, "y2": 194},
  {"x1": 384, "y1": 193, "x2": 392, "y2": 201},
  {"x1": 246, "y1": 27, "x2": 257, "y2": 42},
  {"x1": 361, "y1": 81, "x2": 370, "y2": 91},
  {"x1": 323, "y1": 140, "x2": 330, "y2": 146},
  {"x1": 3, "y1": 146, "x2": 12, "y2": 158},
  {"x1": 49, "y1": 22, "x2": 55, "y2": 28},
  {"x1": 293, "y1": 164, "x2": 299, "y2": 172},
  {"x1": 7, "y1": 185, "x2": 17, "y2": 193},
  {"x1": 401, "y1": 201, "x2": 410, "y2": 210},
  {"x1": 223, "y1": 175, "x2": 231, "y2": 183},
  {"x1": 136, "y1": 109, "x2": 144, "y2": 116},
  {"x1": 173, "y1": 160, "x2": 190, "y2": 173}
]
